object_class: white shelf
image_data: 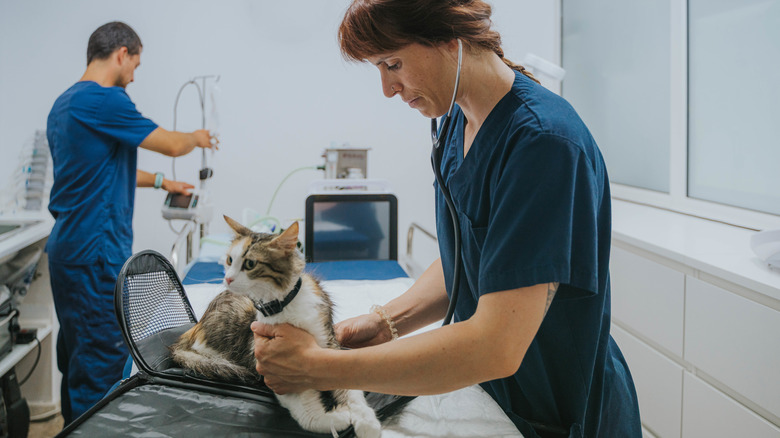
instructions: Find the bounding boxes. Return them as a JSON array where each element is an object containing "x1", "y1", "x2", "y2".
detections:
[
  {"x1": 0, "y1": 323, "x2": 52, "y2": 378},
  {"x1": 612, "y1": 199, "x2": 780, "y2": 304},
  {"x1": 0, "y1": 216, "x2": 53, "y2": 260}
]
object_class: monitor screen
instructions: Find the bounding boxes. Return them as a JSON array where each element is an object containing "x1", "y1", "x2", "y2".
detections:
[
  {"x1": 305, "y1": 194, "x2": 397, "y2": 262},
  {"x1": 168, "y1": 193, "x2": 193, "y2": 209}
]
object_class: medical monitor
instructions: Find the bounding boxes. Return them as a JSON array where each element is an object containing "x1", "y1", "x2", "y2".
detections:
[
  {"x1": 161, "y1": 193, "x2": 200, "y2": 220},
  {"x1": 305, "y1": 194, "x2": 397, "y2": 263}
]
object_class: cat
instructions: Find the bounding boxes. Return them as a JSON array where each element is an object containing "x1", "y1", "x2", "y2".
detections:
[{"x1": 171, "y1": 215, "x2": 382, "y2": 438}]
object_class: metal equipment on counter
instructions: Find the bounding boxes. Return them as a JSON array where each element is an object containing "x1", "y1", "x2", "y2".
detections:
[{"x1": 321, "y1": 146, "x2": 369, "y2": 180}]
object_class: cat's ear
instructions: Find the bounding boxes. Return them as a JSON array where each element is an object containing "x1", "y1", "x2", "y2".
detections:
[
  {"x1": 271, "y1": 222, "x2": 299, "y2": 252},
  {"x1": 224, "y1": 215, "x2": 252, "y2": 236}
]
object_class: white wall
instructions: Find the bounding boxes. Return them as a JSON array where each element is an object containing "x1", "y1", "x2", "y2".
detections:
[{"x1": 0, "y1": 0, "x2": 559, "y2": 267}]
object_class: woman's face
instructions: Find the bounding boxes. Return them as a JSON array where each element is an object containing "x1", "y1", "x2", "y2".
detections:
[{"x1": 367, "y1": 42, "x2": 458, "y2": 118}]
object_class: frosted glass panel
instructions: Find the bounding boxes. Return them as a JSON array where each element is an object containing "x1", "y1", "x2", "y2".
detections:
[
  {"x1": 562, "y1": 1, "x2": 670, "y2": 192},
  {"x1": 688, "y1": 0, "x2": 780, "y2": 215}
]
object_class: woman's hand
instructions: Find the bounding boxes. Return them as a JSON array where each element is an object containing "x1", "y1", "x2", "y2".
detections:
[
  {"x1": 334, "y1": 312, "x2": 392, "y2": 348},
  {"x1": 251, "y1": 322, "x2": 321, "y2": 394}
]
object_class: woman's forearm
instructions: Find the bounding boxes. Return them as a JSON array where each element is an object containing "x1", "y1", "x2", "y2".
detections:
[
  {"x1": 311, "y1": 283, "x2": 549, "y2": 396},
  {"x1": 382, "y1": 258, "x2": 450, "y2": 336},
  {"x1": 314, "y1": 319, "x2": 494, "y2": 395}
]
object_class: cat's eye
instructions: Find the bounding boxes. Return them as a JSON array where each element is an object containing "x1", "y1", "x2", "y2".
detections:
[
  {"x1": 226, "y1": 256, "x2": 233, "y2": 266},
  {"x1": 242, "y1": 259, "x2": 257, "y2": 270}
]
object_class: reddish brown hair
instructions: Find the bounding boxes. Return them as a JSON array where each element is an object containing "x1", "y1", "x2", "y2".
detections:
[{"x1": 338, "y1": 0, "x2": 539, "y2": 84}]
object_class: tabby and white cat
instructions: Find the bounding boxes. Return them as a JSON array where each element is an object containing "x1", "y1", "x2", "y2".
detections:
[{"x1": 171, "y1": 216, "x2": 381, "y2": 437}]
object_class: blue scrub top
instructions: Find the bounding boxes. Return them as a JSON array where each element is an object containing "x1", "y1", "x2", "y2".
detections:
[
  {"x1": 435, "y1": 72, "x2": 640, "y2": 437},
  {"x1": 46, "y1": 81, "x2": 158, "y2": 265}
]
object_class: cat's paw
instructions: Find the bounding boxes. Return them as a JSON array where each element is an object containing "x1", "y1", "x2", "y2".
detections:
[
  {"x1": 299, "y1": 410, "x2": 352, "y2": 434},
  {"x1": 352, "y1": 416, "x2": 382, "y2": 438},
  {"x1": 345, "y1": 390, "x2": 382, "y2": 438},
  {"x1": 327, "y1": 411, "x2": 354, "y2": 434}
]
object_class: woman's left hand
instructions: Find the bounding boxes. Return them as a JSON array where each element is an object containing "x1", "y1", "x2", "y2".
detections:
[{"x1": 251, "y1": 321, "x2": 321, "y2": 394}]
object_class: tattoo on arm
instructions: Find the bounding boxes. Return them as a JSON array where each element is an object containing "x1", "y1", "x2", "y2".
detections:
[{"x1": 544, "y1": 282, "x2": 559, "y2": 316}]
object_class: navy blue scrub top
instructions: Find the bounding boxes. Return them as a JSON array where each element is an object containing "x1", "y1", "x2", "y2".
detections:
[
  {"x1": 435, "y1": 72, "x2": 640, "y2": 437},
  {"x1": 46, "y1": 81, "x2": 158, "y2": 265}
]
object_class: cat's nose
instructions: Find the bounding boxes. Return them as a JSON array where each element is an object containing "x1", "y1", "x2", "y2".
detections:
[{"x1": 225, "y1": 277, "x2": 233, "y2": 285}]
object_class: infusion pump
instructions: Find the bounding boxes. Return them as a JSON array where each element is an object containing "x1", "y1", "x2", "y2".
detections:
[{"x1": 162, "y1": 192, "x2": 210, "y2": 221}]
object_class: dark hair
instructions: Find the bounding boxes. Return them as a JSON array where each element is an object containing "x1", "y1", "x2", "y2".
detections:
[
  {"x1": 338, "y1": 0, "x2": 539, "y2": 84},
  {"x1": 86, "y1": 21, "x2": 142, "y2": 66}
]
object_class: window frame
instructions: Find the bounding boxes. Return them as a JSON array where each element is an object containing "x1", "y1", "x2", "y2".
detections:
[{"x1": 601, "y1": 0, "x2": 780, "y2": 231}]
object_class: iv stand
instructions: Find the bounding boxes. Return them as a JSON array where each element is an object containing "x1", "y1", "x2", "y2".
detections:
[{"x1": 170, "y1": 74, "x2": 219, "y2": 269}]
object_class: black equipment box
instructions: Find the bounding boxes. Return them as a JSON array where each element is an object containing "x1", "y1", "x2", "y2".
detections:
[{"x1": 0, "y1": 296, "x2": 15, "y2": 361}]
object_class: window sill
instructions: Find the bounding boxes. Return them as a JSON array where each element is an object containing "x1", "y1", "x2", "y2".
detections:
[{"x1": 611, "y1": 199, "x2": 780, "y2": 305}]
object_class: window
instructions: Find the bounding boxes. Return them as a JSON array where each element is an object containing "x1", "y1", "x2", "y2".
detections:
[
  {"x1": 688, "y1": 0, "x2": 780, "y2": 216},
  {"x1": 562, "y1": 0, "x2": 671, "y2": 193},
  {"x1": 561, "y1": 0, "x2": 780, "y2": 230}
]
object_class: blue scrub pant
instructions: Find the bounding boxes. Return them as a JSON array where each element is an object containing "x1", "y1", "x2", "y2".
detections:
[{"x1": 49, "y1": 260, "x2": 128, "y2": 424}]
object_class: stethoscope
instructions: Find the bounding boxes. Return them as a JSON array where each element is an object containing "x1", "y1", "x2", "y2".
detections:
[
  {"x1": 430, "y1": 39, "x2": 463, "y2": 326},
  {"x1": 382, "y1": 39, "x2": 465, "y2": 418}
]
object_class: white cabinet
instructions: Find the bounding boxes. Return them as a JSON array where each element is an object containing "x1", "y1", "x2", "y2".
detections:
[
  {"x1": 610, "y1": 241, "x2": 780, "y2": 436},
  {"x1": 612, "y1": 324, "x2": 683, "y2": 438},
  {"x1": 682, "y1": 373, "x2": 780, "y2": 438},
  {"x1": 611, "y1": 246, "x2": 685, "y2": 357},
  {"x1": 685, "y1": 277, "x2": 780, "y2": 421}
]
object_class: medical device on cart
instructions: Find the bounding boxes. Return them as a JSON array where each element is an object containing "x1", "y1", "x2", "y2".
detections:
[
  {"x1": 161, "y1": 192, "x2": 205, "y2": 221},
  {"x1": 321, "y1": 146, "x2": 369, "y2": 179},
  {"x1": 305, "y1": 180, "x2": 397, "y2": 263}
]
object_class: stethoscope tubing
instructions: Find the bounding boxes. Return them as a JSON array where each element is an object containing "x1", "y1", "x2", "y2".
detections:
[
  {"x1": 431, "y1": 39, "x2": 463, "y2": 326},
  {"x1": 431, "y1": 124, "x2": 461, "y2": 326}
]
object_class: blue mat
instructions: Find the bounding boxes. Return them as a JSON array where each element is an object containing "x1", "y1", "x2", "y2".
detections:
[
  {"x1": 307, "y1": 260, "x2": 408, "y2": 281},
  {"x1": 182, "y1": 260, "x2": 407, "y2": 285}
]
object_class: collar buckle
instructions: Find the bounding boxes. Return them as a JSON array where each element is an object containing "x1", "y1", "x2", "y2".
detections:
[
  {"x1": 253, "y1": 277, "x2": 303, "y2": 317},
  {"x1": 255, "y1": 300, "x2": 282, "y2": 317}
]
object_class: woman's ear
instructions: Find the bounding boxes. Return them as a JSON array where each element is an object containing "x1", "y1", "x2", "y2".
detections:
[
  {"x1": 446, "y1": 38, "x2": 461, "y2": 53},
  {"x1": 437, "y1": 38, "x2": 462, "y2": 63}
]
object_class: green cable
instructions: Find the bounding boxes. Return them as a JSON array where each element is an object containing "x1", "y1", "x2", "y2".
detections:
[
  {"x1": 265, "y1": 166, "x2": 319, "y2": 216},
  {"x1": 200, "y1": 237, "x2": 230, "y2": 246}
]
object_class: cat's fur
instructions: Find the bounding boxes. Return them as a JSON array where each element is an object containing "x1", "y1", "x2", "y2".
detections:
[{"x1": 171, "y1": 216, "x2": 381, "y2": 437}]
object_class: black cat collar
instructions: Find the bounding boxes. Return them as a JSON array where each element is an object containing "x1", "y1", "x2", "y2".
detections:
[{"x1": 253, "y1": 277, "x2": 303, "y2": 317}]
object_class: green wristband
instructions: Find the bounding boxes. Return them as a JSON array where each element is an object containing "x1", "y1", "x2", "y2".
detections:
[{"x1": 154, "y1": 172, "x2": 164, "y2": 189}]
